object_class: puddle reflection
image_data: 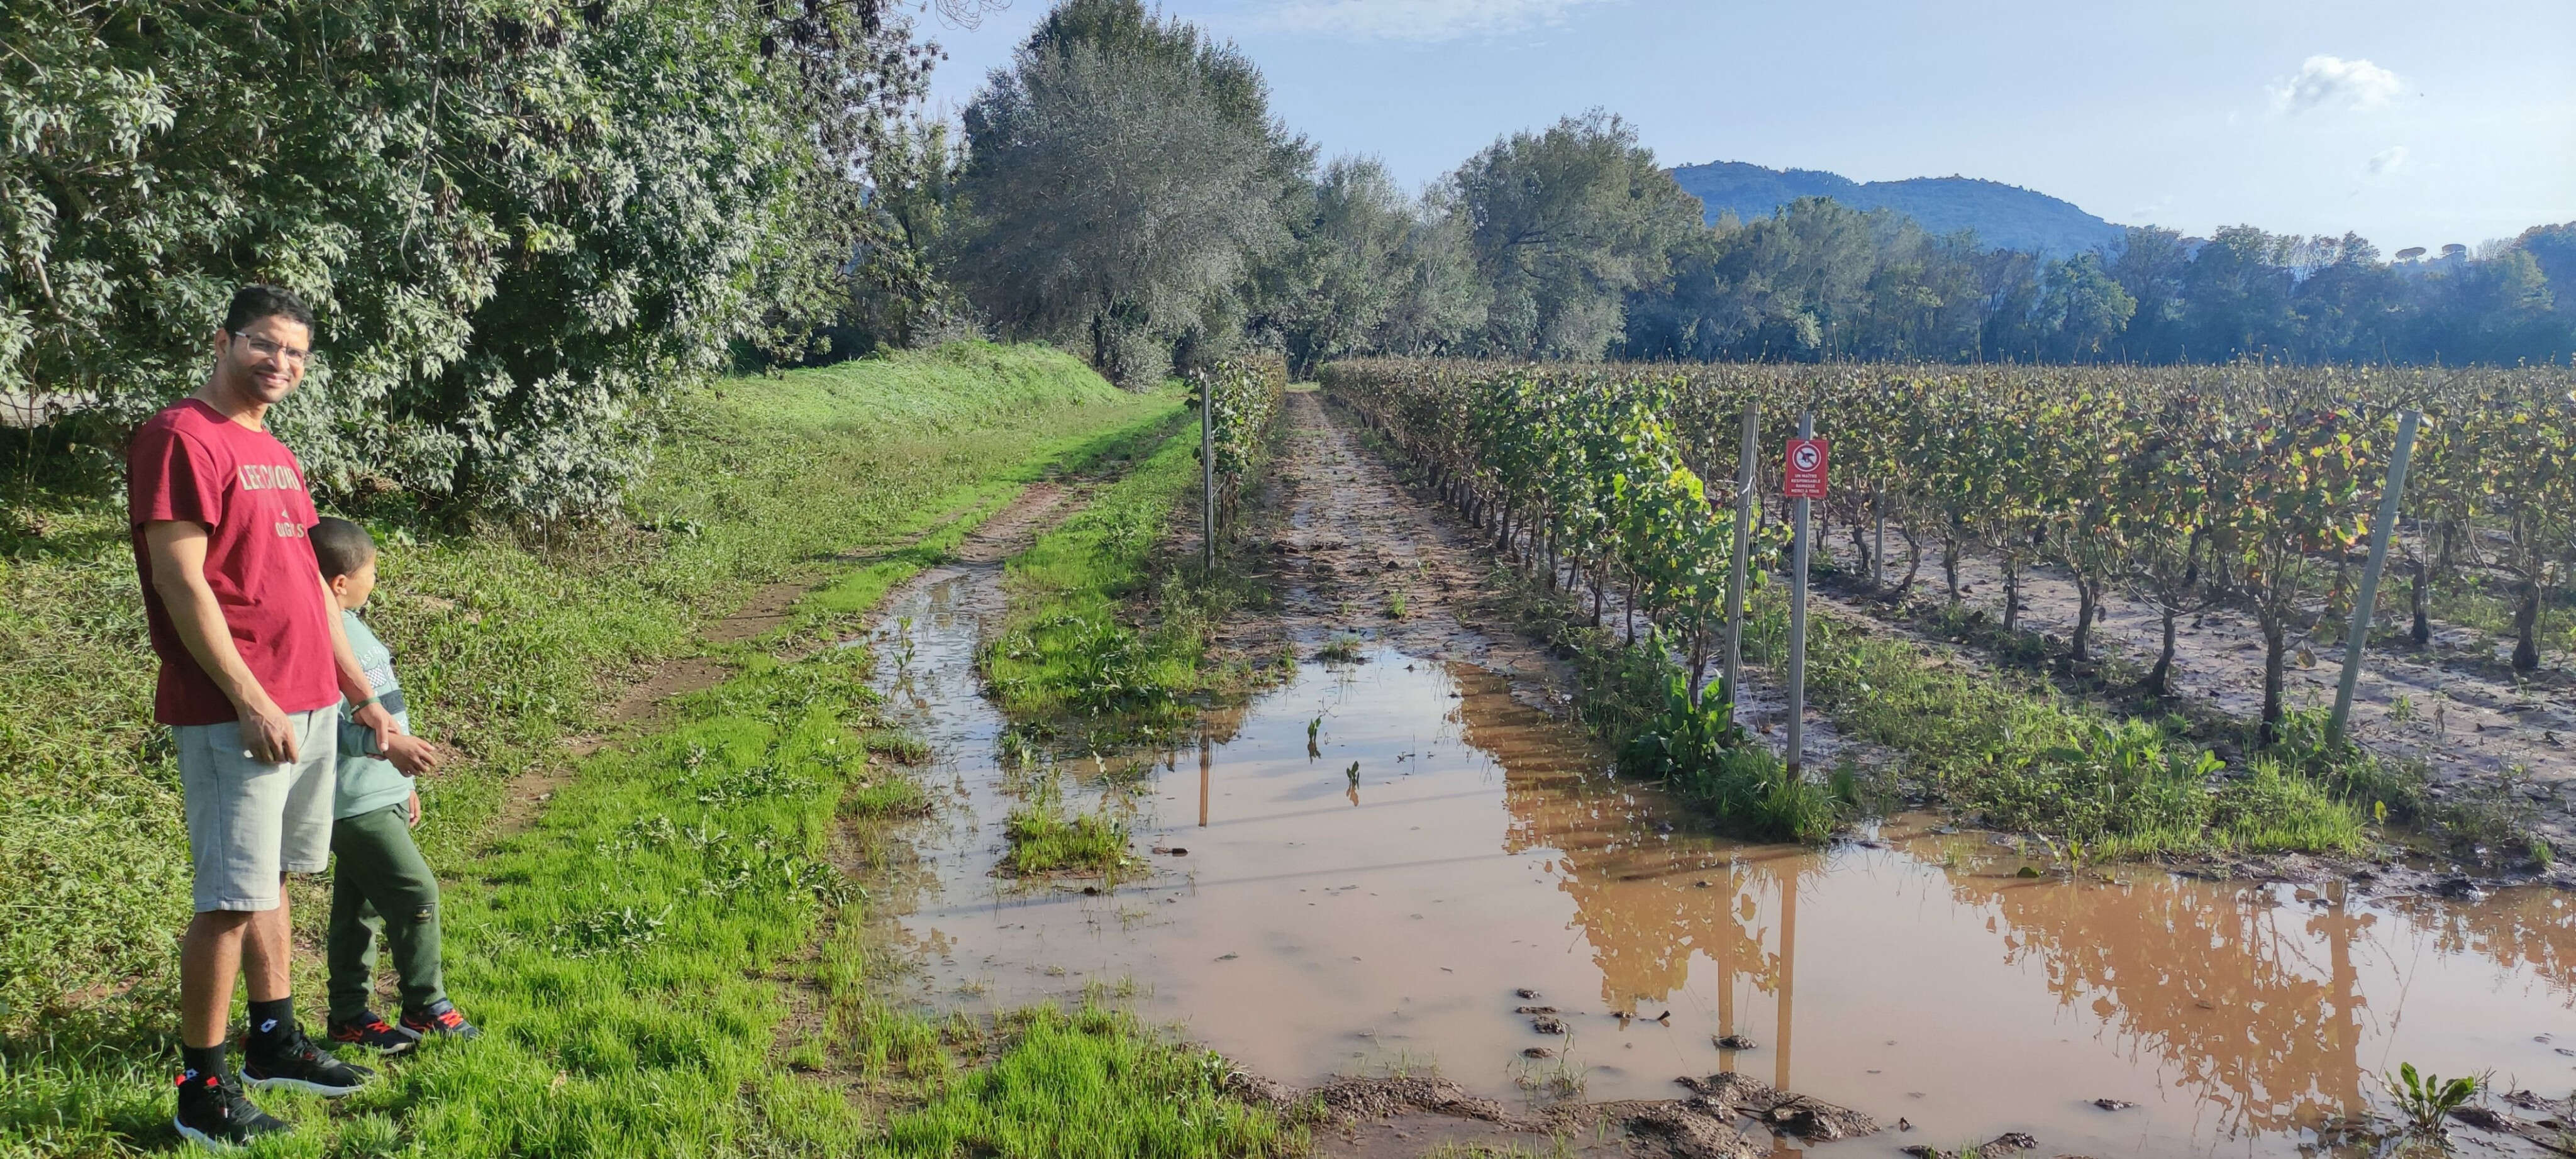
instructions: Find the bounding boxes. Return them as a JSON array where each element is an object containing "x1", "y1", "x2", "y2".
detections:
[{"x1": 858, "y1": 591, "x2": 2576, "y2": 1157}]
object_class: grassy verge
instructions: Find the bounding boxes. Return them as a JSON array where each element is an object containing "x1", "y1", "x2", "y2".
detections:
[
  {"x1": 980, "y1": 421, "x2": 1252, "y2": 747},
  {"x1": 0, "y1": 341, "x2": 1170, "y2": 1032},
  {"x1": 2, "y1": 343, "x2": 1303, "y2": 1155}
]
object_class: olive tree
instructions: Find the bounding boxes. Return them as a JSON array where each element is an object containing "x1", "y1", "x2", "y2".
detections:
[{"x1": 948, "y1": 0, "x2": 1304, "y2": 385}]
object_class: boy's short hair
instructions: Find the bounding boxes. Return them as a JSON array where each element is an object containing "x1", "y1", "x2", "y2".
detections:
[
  {"x1": 223, "y1": 284, "x2": 314, "y2": 335},
  {"x1": 312, "y1": 517, "x2": 377, "y2": 581}
]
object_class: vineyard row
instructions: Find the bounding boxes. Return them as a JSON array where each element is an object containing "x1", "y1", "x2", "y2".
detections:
[{"x1": 1316, "y1": 358, "x2": 2576, "y2": 741}]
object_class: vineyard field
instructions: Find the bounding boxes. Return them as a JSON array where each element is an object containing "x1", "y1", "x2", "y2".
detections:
[{"x1": 1321, "y1": 357, "x2": 2576, "y2": 858}]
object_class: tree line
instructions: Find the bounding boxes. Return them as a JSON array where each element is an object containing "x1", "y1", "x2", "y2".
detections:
[{"x1": 10, "y1": 0, "x2": 2569, "y2": 519}]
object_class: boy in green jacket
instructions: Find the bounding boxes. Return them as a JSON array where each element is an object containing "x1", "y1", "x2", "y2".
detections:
[{"x1": 311, "y1": 518, "x2": 482, "y2": 1052}]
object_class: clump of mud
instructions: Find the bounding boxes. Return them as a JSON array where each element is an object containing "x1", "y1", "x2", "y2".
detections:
[{"x1": 1228, "y1": 1067, "x2": 1880, "y2": 1159}]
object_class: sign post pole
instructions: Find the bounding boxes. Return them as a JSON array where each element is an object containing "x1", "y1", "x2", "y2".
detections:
[
  {"x1": 1784, "y1": 414, "x2": 1826, "y2": 780},
  {"x1": 2328, "y1": 409, "x2": 2421, "y2": 748},
  {"x1": 1201, "y1": 374, "x2": 1216, "y2": 575},
  {"x1": 1721, "y1": 403, "x2": 1758, "y2": 709}
]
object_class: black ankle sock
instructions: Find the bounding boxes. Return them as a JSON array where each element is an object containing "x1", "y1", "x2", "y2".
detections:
[
  {"x1": 246, "y1": 997, "x2": 296, "y2": 1050},
  {"x1": 181, "y1": 1043, "x2": 227, "y2": 1083}
]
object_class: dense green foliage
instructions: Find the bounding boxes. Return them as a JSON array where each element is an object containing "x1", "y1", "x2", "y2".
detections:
[
  {"x1": 948, "y1": 0, "x2": 1308, "y2": 385},
  {"x1": 1189, "y1": 352, "x2": 1287, "y2": 533},
  {"x1": 0, "y1": 343, "x2": 1158, "y2": 1034},
  {"x1": 1322, "y1": 356, "x2": 2563, "y2": 846},
  {"x1": 4, "y1": 0, "x2": 941, "y2": 517}
]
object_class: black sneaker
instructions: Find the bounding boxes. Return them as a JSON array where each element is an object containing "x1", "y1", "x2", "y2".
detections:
[
  {"x1": 327, "y1": 1011, "x2": 420, "y2": 1056},
  {"x1": 240, "y1": 1031, "x2": 374, "y2": 1097},
  {"x1": 173, "y1": 1071, "x2": 289, "y2": 1150},
  {"x1": 400, "y1": 1000, "x2": 482, "y2": 1041}
]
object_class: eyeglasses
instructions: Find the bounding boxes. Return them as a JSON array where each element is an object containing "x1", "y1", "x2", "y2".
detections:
[{"x1": 230, "y1": 331, "x2": 311, "y2": 364}]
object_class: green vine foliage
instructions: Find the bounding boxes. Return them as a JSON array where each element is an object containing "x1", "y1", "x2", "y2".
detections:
[
  {"x1": 4, "y1": 0, "x2": 936, "y2": 518},
  {"x1": 1187, "y1": 352, "x2": 1284, "y2": 535},
  {"x1": 1321, "y1": 358, "x2": 2576, "y2": 729}
]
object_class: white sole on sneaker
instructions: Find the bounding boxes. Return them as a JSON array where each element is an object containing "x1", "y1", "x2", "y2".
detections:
[
  {"x1": 174, "y1": 1116, "x2": 253, "y2": 1150},
  {"x1": 240, "y1": 1072, "x2": 366, "y2": 1098}
]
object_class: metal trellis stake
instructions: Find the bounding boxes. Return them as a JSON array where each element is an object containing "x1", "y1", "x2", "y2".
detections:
[
  {"x1": 1721, "y1": 404, "x2": 1758, "y2": 710},
  {"x1": 2328, "y1": 409, "x2": 2421, "y2": 749},
  {"x1": 1201, "y1": 374, "x2": 1216, "y2": 575}
]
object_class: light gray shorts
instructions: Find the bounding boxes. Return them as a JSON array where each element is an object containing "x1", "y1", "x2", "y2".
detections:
[{"x1": 175, "y1": 708, "x2": 339, "y2": 912}]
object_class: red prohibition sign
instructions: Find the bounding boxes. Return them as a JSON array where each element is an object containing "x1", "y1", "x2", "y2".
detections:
[{"x1": 1784, "y1": 438, "x2": 1830, "y2": 499}]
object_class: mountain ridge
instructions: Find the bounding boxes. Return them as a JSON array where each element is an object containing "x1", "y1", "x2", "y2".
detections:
[{"x1": 1668, "y1": 160, "x2": 2131, "y2": 259}]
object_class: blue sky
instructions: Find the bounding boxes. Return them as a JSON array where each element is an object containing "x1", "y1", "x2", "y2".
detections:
[{"x1": 915, "y1": 0, "x2": 2574, "y2": 255}]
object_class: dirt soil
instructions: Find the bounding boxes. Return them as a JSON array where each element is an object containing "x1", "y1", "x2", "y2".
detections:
[
  {"x1": 1218, "y1": 391, "x2": 1569, "y2": 702},
  {"x1": 1231, "y1": 1069, "x2": 1884, "y2": 1159},
  {"x1": 1806, "y1": 523, "x2": 2576, "y2": 854}
]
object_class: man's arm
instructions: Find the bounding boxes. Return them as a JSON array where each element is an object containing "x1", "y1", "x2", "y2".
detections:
[
  {"x1": 317, "y1": 570, "x2": 443, "y2": 777},
  {"x1": 145, "y1": 521, "x2": 297, "y2": 763}
]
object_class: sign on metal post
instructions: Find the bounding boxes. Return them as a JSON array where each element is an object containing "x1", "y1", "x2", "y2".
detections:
[
  {"x1": 1784, "y1": 438, "x2": 1830, "y2": 499},
  {"x1": 1785, "y1": 416, "x2": 1818, "y2": 779}
]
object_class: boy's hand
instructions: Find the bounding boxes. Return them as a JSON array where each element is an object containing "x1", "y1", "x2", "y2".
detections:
[
  {"x1": 350, "y1": 700, "x2": 398, "y2": 755},
  {"x1": 382, "y1": 732, "x2": 445, "y2": 777},
  {"x1": 406, "y1": 790, "x2": 421, "y2": 828}
]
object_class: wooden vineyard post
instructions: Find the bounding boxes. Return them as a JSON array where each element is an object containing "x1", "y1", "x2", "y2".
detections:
[
  {"x1": 1784, "y1": 413, "x2": 1826, "y2": 780},
  {"x1": 1721, "y1": 403, "x2": 1758, "y2": 709},
  {"x1": 2328, "y1": 409, "x2": 2421, "y2": 749},
  {"x1": 1201, "y1": 372, "x2": 1217, "y2": 575}
]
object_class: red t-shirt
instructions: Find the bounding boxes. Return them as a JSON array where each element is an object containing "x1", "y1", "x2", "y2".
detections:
[{"x1": 128, "y1": 398, "x2": 339, "y2": 726}]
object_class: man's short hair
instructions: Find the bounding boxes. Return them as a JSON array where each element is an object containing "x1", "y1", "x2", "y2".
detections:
[
  {"x1": 223, "y1": 285, "x2": 314, "y2": 336},
  {"x1": 312, "y1": 517, "x2": 377, "y2": 581}
]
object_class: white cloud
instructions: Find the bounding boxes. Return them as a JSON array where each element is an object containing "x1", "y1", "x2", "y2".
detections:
[
  {"x1": 1257, "y1": 0, "x2": 1616, "y2": 41},
  {"x1": 2364, "y1": 145, "x2": 2409, "y2": 178},
  {"x1": 2272, "y1": 55, "x2": 2406, "y2": 114}
]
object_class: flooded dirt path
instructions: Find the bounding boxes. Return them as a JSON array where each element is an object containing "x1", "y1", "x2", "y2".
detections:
[{"x1": 852, "y1": 401, "x2": 2576, "y2": 1157}]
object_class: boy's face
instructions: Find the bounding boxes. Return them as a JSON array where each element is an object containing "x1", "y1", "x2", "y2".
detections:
[{"x1": 330, "y1": 558, "x2": 379, "y2": 611}]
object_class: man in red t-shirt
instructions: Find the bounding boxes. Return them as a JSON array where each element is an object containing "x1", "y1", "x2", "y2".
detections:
[{"x1": 130, "y1": 285, "x2": 441, "y2": 1148}]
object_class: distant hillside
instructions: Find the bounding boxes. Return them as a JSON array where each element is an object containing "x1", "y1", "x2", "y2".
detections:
[{"x1": 1669, "y1": 160, "x2": 2129, "y2": 259}]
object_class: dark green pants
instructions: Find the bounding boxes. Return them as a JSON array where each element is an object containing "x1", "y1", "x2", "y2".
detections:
[{"x1": 326, "y1": 804, "x2": 446, "y2": 1022}]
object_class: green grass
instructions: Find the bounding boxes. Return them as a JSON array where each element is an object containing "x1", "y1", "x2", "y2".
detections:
[
  {"x1": 1001, "y1": 801, "x2": 1133, "y2": 878},
  {"x1": 2, "y1": 343, "x2": 1297, "y2": 1155},
  {"x1": 872, "y1": 1005, "x2": 1296, "y2": 1158},
  {"x1": 0, "y1": 341, "x2": 1168, "y2": 1033},
  {"x1": 979, "y1": 423, "x2": 1219, "y2": 743},
  {"x1": 1740, "y1": 590, "x2": 2368, "y2": 858}
]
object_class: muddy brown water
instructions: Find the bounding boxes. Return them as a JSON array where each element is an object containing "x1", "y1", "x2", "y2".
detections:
[{"x1": 858, "y1": 568, "x2": 2576, "y2": 1157}]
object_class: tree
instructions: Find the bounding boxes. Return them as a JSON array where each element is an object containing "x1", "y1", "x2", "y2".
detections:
[
  {"x1": 1248, "y1": 157, "x2": 1418, "y2": 374},
  {"x1": 2036, "y1": 253, "x2": 2136, "y2": 360},
  {"x1": 3, "y1": 0, "x2": 936, "y2": 518},
  {"x1": 947, "y1": 0, "x2": 1305, "y2": 385},
  {"x1": 1448, "y1": 111, "x2": 1700, "y2": 360}
]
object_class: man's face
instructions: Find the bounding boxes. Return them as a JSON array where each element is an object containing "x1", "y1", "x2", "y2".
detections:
[{"x1": 213, "y1": 314, "x2": 313, "y2": 406}]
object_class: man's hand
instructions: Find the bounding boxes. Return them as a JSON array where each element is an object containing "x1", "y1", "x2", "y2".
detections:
[
  {"x1": 380, "y1": 731, "x2": 444, "y2": 777},
  {"x1": 406, "y1": 790, "x2": 421, "y2": 828},
  {"x1": 240, "y1": 697, "x2": 299, "y2": 764},
  {"x1": 350, "y1": 699, "x2": 399, "y2": 758}
]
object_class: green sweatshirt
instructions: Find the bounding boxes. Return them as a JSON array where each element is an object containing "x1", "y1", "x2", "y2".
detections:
[{"x1": 333, "y1": 609, "x2": 414, "y2": 820}]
